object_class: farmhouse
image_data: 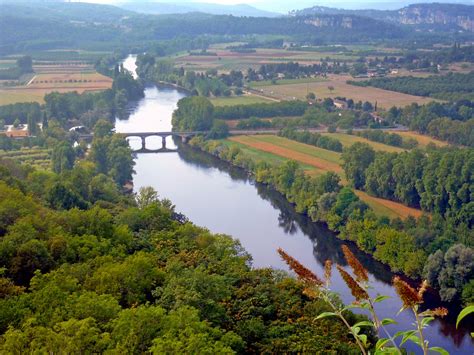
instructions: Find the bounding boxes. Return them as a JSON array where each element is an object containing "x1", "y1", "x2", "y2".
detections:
[
  {"x1": 333, "y1": 99, "x2": 349, "y2": 109},
  {"x1": 0, "y1": 123, "x2": 43, "y2": 138}
]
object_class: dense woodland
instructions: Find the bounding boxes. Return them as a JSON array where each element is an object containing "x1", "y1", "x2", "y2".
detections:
[
  {"x1": 350, "y1": 71, "x2": 474, "y2": 101},
  {"x1": 386, "y1": 101, "x2": 474, "y2": 147},
  {"x1": 0, "y1": 144, "x2": 366, "y2": 353}
]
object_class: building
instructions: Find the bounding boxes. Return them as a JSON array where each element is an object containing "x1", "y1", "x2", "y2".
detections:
[
  {"x1": 0, "y1": 123, "x2": 42, "y2": 138},
  {"x1": 333, "y1": 99, "x2": 348, "y2": 110}
]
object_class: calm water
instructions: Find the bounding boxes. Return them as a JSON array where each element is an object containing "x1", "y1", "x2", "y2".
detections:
[{"x1": 119, "y1": 55, "x2": 473, "y2": 354}]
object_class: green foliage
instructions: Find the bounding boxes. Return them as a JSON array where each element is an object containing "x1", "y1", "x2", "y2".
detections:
[
  {"x1": 172, "y1": 96, "x2": 214, "y2": 131},
  {"x1": 51, "y1": 142, "x2": 75, "y2": 174},
  {"x1": 279, "y1": 128, "x2": 343, "y2": 152},
  {"x1": 89, "y1": 135, "x2": 135, "y2": 186},
  {"x1": 214, "y1": 100, "x2": 308, "y2": 120},
  {"x1": 0, "y1": 164, "x2": 362, "y2": 353},
  {"x1": 341, "y1": 142, "x2": 376, "y2": 189},
  {"x1": 423, "y1": 245, "x2": 473, "y2": 303},
  {"x1": 386, "y1": 101, "x2": 474, "y2": 147},
  {"x1": 351, "y1": 71, "x2": 474, "y2": 101}
]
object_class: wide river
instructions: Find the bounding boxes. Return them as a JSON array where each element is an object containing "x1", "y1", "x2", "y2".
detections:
[{"x1": 118, "y1": 55, "x2": 472, "y2": 354}]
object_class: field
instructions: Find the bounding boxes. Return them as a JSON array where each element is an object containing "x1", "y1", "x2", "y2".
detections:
[
  {"x1": 395, "y1": 131, "x2": 448, "y2": 148},
  {"x1": 250, "y1": 77, "x2": 328, "y2": 87},
  {"x1": 0, "y1": 148, "x2": 51, "y2": 170},
  {"x1": 252, "y1": 74, "x2": 437, "y2": 108},
  {"x1": 173, "y1": 47, "x2": 369, "y2": 72},
  {"x1": 210, "y1": 95, "x2": 274, "y2": 106},
  {"x1": 228, "y1": 134, "x2": 424, "y2": 219},
  {"x1": 3, "y1": 49, "x2": 112, "y2": 63},
  {"x1": 0, "y1": 63, "x2": 112, "y2": 105},
  {"x1": 321, "y1": 133, "x2": 405, "y2": 153}
]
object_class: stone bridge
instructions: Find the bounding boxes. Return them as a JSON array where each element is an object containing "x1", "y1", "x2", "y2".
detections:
[{"x1": 118, "y1": 131, "x2": 204, "y2": 153}]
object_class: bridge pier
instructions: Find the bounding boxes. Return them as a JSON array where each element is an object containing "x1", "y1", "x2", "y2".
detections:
[
  {"x1": 162, "y1": 136, "x2": 167, "y2": 149},
  {"x1": 141, "y1": 136, "x2": 146, "y2": 150}
]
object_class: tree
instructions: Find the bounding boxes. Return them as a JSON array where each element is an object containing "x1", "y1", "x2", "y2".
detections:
[
  {"x1": 51, "y1": 142, "x2": 75, "y2": 174},
  {"x1": 207, "y1": 120, "x2": 229, "y2": 139},
  {"x1": 93, "y1": 119, "x2": 113, "y2": 138},
  {"x1": 306, "y1": 92, "x2": 316, "y2": 100},
  {"x1": 341, "y1": 143, "x2": 375, "y2": 189},
  {"x1": 16, "y1": 56, "x2": 33, "y2": 73},
  {"x1": 136, "y1": 186, "x2": 159, "y2": 209},
  {"x1": 172, "y1": 96, "x2": 214, "y2": 131}
]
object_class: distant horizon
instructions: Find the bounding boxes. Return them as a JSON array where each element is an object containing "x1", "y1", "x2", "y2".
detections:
[{"x1": 65, "y1": 0, "x2": 474, "y2": 14}]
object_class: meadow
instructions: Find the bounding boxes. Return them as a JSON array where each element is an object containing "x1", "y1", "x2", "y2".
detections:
[
  {"x1": 321, "y1": 132, "x2": 406, "y2": 153},
  {"x1": 395, "y1": 131, "x2": 448, "y2": 147},
  {"x1": 210, "y1": 95, "x2": 274, "y2": 106}
]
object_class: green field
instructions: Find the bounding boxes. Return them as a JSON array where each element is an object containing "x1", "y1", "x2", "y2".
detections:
[
  {"x1": 322, "y1": 133, "x2": 405, "y2": 153},
  {"x1": 3, "y1": 50, "x2": 112, "y2": 63},
  {"x1": 250, "y1": 77, "x2": 328, "y2": 87},
  {"x1": 0, "y1": 148, "x2": 51, "y2": 170},
  {"x1": 0, "y1": 90, "x2": 45, "y2": 105},
  {"x1": 210, "y1": 95, "x2": 273, "y2": 106}
]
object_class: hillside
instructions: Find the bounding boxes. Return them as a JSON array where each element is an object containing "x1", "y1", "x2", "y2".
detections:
[{"x1": 291, "y1": 3, "x2": 474, "y2": 31}]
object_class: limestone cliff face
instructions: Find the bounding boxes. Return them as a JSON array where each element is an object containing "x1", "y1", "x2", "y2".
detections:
[
  {"x1": 292, "y1": 3, "x2": 474, "y2": 32},
  {"x1": 303, "y1": 16, "x2": 353, "y2": 29},
  {"x1": 398, "y1": 5, "x2": 473, "y2": 31}
]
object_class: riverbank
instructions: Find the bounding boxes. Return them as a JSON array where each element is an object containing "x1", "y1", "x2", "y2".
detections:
[{"x1": 186, "y1": 136, "x2": 440, "y2": 291}]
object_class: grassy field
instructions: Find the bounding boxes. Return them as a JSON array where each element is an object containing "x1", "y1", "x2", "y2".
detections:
[
  {"x1": 250, "y1": 77, "x2": 328, "y2": 87},
  {"x1": 396, "y1": 131, "x2": 448, "y2": 148},
  {"x1": 321, "y1": 133, "x2": 405, "y2": 153},
  {"x1": 227, "y1": 134, "x2": 424, "y2": 219},
  {"x1": 0, "y1": 90, "x2": 46, "y2": 105},
  {"x1": 0, "y1": 148, "x2": 51, "y2": 170},
  {"x1": 254, "y1": 74, "x2": 437, "y2": 108},
  {"x1": 3, "y1": 50, "x2": 111, "y2": 63},
  {"x1": 210, "y1": 95, "x2": 274, "y2": 106}
]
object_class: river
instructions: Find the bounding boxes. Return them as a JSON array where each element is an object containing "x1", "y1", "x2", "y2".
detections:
[{"x1": 118, "y1": 55, "x2": 472, "y2": 354}]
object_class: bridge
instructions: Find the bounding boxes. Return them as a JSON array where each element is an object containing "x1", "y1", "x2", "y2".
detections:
[
  {"x1": 118, "y1": 131, "x2": 203, "y2": 153},
  {"x1": 78, "y1": 126, "x2": 409, "y2": 153}
]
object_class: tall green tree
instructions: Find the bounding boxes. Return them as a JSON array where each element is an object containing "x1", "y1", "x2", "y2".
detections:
[
  {"x1": 341, "y1": 143, "x2": 375, "y2": 189},
  {"x1": 172, "y1": 96, "x2": 214, "y2": 131}
]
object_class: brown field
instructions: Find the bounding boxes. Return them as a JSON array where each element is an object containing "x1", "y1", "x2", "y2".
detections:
[
  {"x1": 28, "y1": 71, "x2": 112, "y2": 89},
  {"x1": 255, "y1": 74, "x2": 438, "y2": 109},
  {"x1": 0, "y1": 68, "x2": 112, "y2": 105},
  {"x1": 229, "y1": 135, "x2": 343, "y2": 174},
  {"x1": 33, "y1": 63, "x2": 96, "y2": 73},
  {"x1": 355, "y1": 191, "x2": 424, "y2": 219},
  {"x1": 228, "y1": 134, "x2": 425, "y2": 219},
  {"x1": 396, "y1": 131, "x2": 448, "y2": 148}
]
